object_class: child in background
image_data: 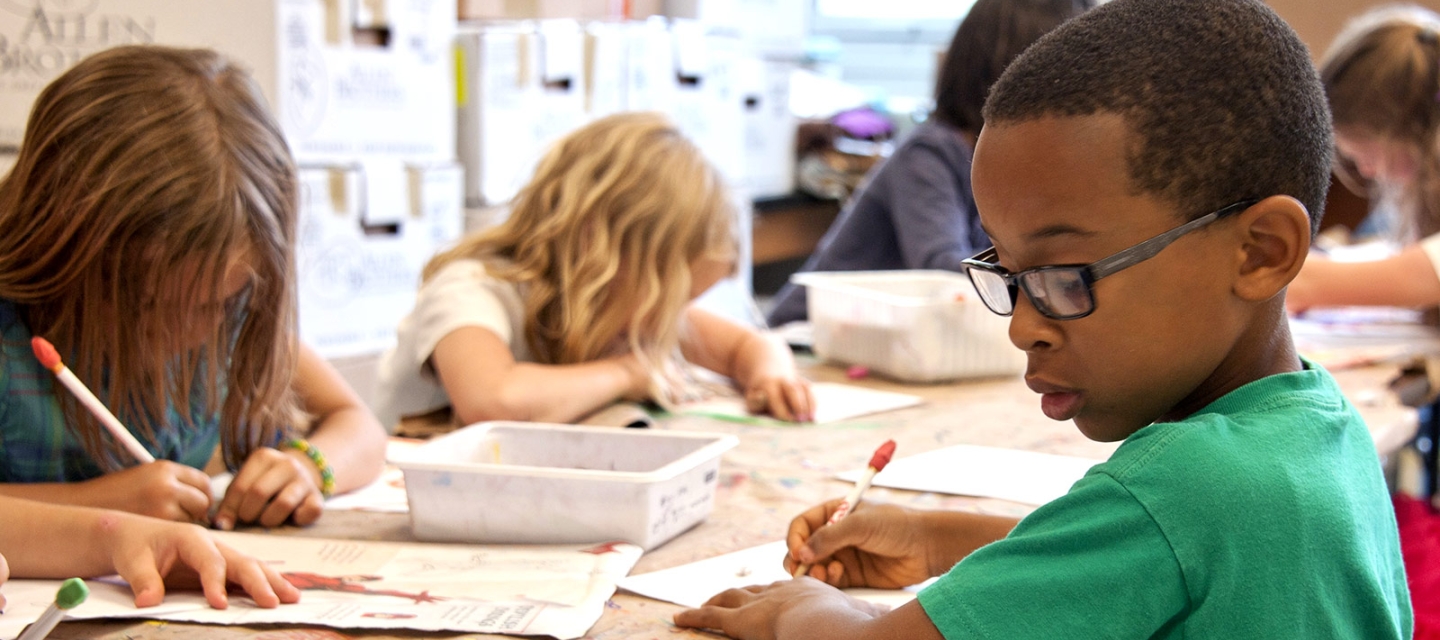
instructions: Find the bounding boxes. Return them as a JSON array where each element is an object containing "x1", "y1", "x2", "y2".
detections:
[
  {"x1": 0, "y1": 46, "x2": 387, "y2": 531},
  {"x1": 766, "y1": 0, "x2": 1095, "y2": 326},
  {"x1": 0, "y1": 495, "x2": 299, "y2": 610},
  {"x1": 1287, "y1": 6, "x2": 1440, "y2": 312},
  {"x1": 676, "y1": 0, "x2": 1411, "y2": 638},
  {"x1": 377, "y1": 112, "x2": 812, "y2": 428}
]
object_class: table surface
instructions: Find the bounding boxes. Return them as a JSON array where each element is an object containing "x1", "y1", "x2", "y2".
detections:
[{"x1": 44, "y1": 359, "x2": 1416, "y2": 640}]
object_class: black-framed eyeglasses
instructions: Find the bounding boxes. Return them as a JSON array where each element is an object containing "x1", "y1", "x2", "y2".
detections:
[{"x1": 962, "y1": 199, "x2": 1259, "y2": 320}]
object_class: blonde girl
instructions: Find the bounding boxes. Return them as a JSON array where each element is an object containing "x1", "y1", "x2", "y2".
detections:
[
  {"x1": 377, "y1": 112, "x2": 813, "y2": 427},
  {"x1": 0, "y1": 46, "x2": 385, "y2": 530},
  {"x1": 1288, "y1": 5, "x2": 1440, "y2": 311}
]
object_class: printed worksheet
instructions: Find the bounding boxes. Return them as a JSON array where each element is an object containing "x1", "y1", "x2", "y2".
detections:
[
  {"x1": 619, "y1": 540, "x2": 929, "y2": 610},
  {"x1": 0, "y1": 532, "x2": 641, "y2": 640},
  {"x1": 681, "y1": 382, "x2": 923, "y2": 424}
]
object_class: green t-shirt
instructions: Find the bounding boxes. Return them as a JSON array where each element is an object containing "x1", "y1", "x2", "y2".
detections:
[{"x1": 917, "y1": 362, "x2": 1411, "y2": 639}]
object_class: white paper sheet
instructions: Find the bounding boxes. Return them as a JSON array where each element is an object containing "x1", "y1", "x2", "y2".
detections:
[
  {"x1": 618, "y1": 540, "x2": 929, "y2": 610},
  {"x1": 0, "y1": 532, "x2": 641, "y2": 640},
  {"x1": 839, "y1": 444, "x2": 1102, "y2": 506},
  {"x1": 681, "y1": 382, "x2": 923, "y2": 424}
]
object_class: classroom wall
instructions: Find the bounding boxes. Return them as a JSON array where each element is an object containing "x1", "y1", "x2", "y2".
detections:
[{"x1": 1267, "y1": 0, "x2": 1440, "y2": 60}]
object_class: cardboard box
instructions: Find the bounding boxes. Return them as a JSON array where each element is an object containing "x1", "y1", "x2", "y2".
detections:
[
  {"x1": 0, "y1": 0, "x2": 455, "y2": 163},
  {"x1": 458, "y1": 0, "x2": 625, "y2": 20},
  {"x1": 670, "y1": 26, "x2": 745, "y2": 185},
  {"x1": 297, "y1": 162, "x2": 463, "y2": 358},
  {"x1": 738, "y1": 58, "x2": 795, "y2": 198},
  {"x1": 583, "y1": 21, "x2": 628, "y2": 118},
  {"x1": 456, "y1": 23, "x2": 542, "y2": 206}
]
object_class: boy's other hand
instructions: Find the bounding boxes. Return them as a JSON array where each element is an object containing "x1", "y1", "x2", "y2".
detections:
[
  {"x1": 102, "y1": 513, "x2": 300, "y2": 609},
  {"x1": 79, "y1": 460, "x2": 212, "y2": 523},
  {"x1": 673, "y1": 578, "x2": 884, "y2": 640},
  {"x1": 786, "y1": 499, "x2": 932, "y2": 589},
  {"x1": 213, "y1": 448, "x2": 324, "y2": 530}
]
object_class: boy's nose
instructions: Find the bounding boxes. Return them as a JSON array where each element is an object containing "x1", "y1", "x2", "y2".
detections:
[{"x1": 1007, "y1": 294, "x2": 1061, "y2": 353}]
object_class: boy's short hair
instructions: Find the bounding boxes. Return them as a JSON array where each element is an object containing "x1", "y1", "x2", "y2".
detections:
[{"x1": 983, "y1": 0, "x2": 1333, "y2": 234}]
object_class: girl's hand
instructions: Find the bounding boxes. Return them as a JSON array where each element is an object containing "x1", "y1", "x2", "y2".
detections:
[
  {"x1": 613, "y1": 352, "x2": 654, "y2": 402},
  {"x1": 744, "y1": 373, "x2": 815, "y2": 423},
  {"x1": 673, "y1": 578, "x2": 884, "y2": 640},
  {"x1": 101, "y1": 513, "x2": 300, "y2": 609},
  {"x1": 786, "y1": 499, "x2": 934, "y2": 589},
  {"x1": 79, "y1": 461, "x2": 212, "y2": 523},
  {"x1": 213, "y1": 448, "x2": 324, "y2": 530}
]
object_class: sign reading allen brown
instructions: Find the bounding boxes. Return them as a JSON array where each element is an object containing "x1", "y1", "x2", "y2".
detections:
[{"x1": 0, "y1": 1, "x2": 155, "y2": 80}]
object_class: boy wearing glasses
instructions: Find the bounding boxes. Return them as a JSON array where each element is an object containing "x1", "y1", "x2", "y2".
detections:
[{"x1": 674, "y1": 0, "x2": 1412, "y2": 638}]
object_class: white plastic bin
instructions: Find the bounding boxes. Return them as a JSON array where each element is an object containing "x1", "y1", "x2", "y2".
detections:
[
  {"x1": 391, "y1": 422, "x2": 738, "y2": 550},
  {"x1": 794, "y1": 270, "x2": 1025, "y2": 382}
]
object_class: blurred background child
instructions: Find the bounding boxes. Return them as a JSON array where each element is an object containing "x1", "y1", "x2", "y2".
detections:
[
  {"x1": 766, "y1": 0, "x2": 1095, "y2": 326},
  {"x1": 377, "y1": 112, "x2": 813, "y2": 429},
  {"x1": 0, "y1": 46, "x2": 386, "y2": 531},
  {"x1": 1287, "y1": 6, "x2": 1440, "y2": 312}
]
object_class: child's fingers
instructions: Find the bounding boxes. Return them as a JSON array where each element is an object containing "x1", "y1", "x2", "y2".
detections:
[
  {"x1": 226, "y1": 456, "x2": 294, "y2": 527},
  {"x1": 213, "y1": 544, "x2": 281, "y2": 608},
  {"x1": 260, "y1": 561, "x2": 302, "y2": 604},
  {"x1": 112, "y1": 546, "x2": 167, "y2": 608},
  {"x1": 174, "y1": 483, "x2": 214, "y2": 525},
  {"x1": 173, "y1": 533, "x2": 231, "y2": 610},
  {"x1": 257, "y1": 482, "x2": 320, "y2": 529},
  {"x1": 780, "y1": 380, "x2": 813, "y2": 423},
  {"x1": 214, "y1": 457, "x2": 270, "y2": 530}
]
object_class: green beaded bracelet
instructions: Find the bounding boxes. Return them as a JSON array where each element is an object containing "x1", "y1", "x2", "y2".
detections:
[{"x1": 283, "y1": 438, "x2": 336, "y2": 498}]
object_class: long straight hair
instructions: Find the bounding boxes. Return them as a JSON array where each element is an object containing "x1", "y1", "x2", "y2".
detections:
[
  {"x1": 0, "y1": 46, "x2": 301, "y2": 470},
  {"x1": 426, "y1": 112, "x2": 736, "y2": 397},
  {"x1": 1322, "y1": 5, "x2": 1440, "y2": 240},
  {"x1": 932, "y1": 0, "x2": 1095, "y2": 135}
]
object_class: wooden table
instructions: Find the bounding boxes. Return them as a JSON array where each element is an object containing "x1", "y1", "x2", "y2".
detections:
[{"x1": 46, "y1": 359, "x2": 1416, "y2": 639}]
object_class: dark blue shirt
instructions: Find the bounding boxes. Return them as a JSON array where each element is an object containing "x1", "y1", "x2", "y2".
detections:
[{"x1": 768, "y1": 120, "x2": 986, "y2": 325}]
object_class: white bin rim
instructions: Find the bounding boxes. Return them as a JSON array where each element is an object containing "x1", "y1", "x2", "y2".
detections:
[
  {"x1": 790, "y1": 270, "x2": 976, "y2": 307},
  {"x1": 390, "y1": 421, "x2": 738, "y2": 483}
]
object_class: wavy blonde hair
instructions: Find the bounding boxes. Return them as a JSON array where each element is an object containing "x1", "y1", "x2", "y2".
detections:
[
  {"x1": 1322, "y1": 5, "x2": 1440, "y2": 240},
  {"x1": 0, "y1": 46, "x2": 300, "y2": 471},
  {"x1": 426, "y1": 112, "x2": 736, "y2": 390}
]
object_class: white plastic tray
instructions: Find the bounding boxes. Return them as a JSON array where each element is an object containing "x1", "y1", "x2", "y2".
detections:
[{"x1": 391, "y1": 422, "x2": 737, "y2": 550}]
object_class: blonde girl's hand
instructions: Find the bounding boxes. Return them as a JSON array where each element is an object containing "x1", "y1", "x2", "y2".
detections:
[
  {"x1": 78, "y1": 460, "x2": 213, "y2": 523},
  {"x1": 614, "y1": 352, "x2": 655, "y2": 402},
  {"x1": 213, "y1": 447, "x2": 324, "y2": 530},
  {"x1": 744, "y1": 373, "x2": 815, "y2": 423},
  {"x1": 103, "y1": 512, "x2": 300, "y2": 609}
]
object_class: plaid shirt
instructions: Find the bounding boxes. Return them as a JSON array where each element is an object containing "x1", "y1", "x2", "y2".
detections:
[{"x1": 0, "y1": 299, "x2": 219, "y2": 481}]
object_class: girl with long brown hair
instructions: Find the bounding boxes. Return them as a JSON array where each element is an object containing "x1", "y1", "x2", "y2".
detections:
[
  {"x1": 376, "y1": 112, "x2": 812, "y2": 427},
  {"x1": 0, "y1": 45, "x2": 385, "y2": 531},
  {"x1": 1287, "y1": 6, "x2": 1440, "y2": 311}
]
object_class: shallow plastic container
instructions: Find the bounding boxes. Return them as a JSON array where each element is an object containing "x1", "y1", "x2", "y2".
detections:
[
  {"x1": 794, "y1": 270, "x2": 1025, "y2": 382},
  {"x1": 391, "y1": 422, "x2": 738, "y2": 550}
]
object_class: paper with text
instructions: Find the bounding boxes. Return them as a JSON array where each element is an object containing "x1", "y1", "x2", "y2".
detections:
[
  {"x1": 618, "y1": 540, "x2": 928, "y2": 610},
  {"x1": 0, "y1": 532, "x2": 641, "y2": 640}
]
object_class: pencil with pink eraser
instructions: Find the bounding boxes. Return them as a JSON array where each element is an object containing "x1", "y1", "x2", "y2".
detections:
[
  {"x1": 792, "y1": 439, "x2": 897, "y2": 578},
  {"x1": 31, "y1": 336, "x2": 155, "y2": 464}
]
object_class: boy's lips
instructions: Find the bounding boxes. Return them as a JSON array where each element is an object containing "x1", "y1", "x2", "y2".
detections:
[{"x1": 1026, "y1": 377, "x2": 1084, "y2": 421}]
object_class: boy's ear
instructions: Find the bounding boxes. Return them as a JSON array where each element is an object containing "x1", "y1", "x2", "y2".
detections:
[{"x1": 1230, "y1": 195, "x2": 1311, "y2": 302}]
